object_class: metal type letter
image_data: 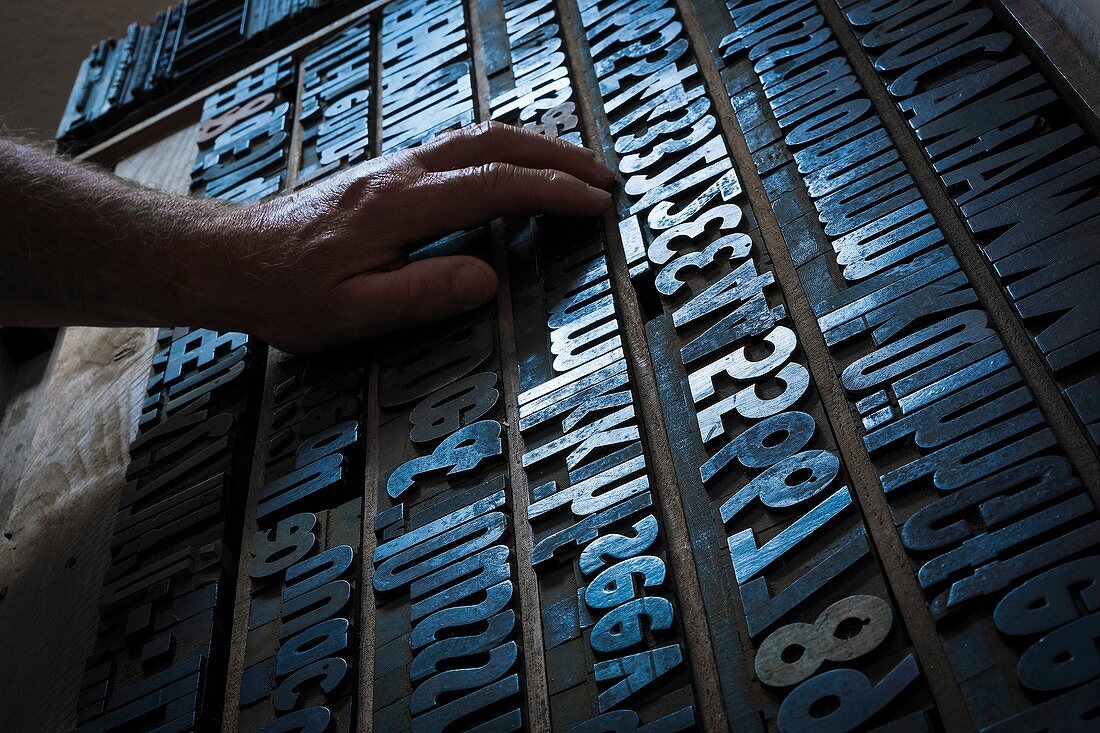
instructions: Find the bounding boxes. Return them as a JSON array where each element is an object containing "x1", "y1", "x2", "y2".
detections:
[
  {"x1": 719, "y1": 449, "x2": 840, "y2": 522},
  {"x1": 251, "y1": 514, "x2": 319, "y2": 581},
  {"x1": 754, "y1": 595, "x2": 893, "y2": 687},
  {"x1": 740, "y1": 528, "x2": 870, "y2": 639},
  {"x1": 580, "y1": 514, "x2": 660, "y2": 576},
  {"x1": 594, "y1": 644, "x2": 683, "y2": 712},
  {"x1": 409, "y1": 372, "x2": 500, "y2": 444},
  {"x1": 271, "y1": 658, "x2": 348, "y2": 712},
  {"x1": 776, "y1": 653, "x2": 920, "y2": 732},
  {"x1": 387, "y1": 420, "x2": 503, "y2": 498},
  {"x1": 702, "y1": 410, "x2": 817, "y2": 483},
  {"x1": 995, "y1": 555, "x2": 1100, "y2": 637},
  {"x1": 1017, "y1": 612, "x2": 1100, "y2": 692},
  {"x1": 275, "y1": 618, "x2": 349, "y2": 677},
  {"x1": 728, "y1": 487, "x2": 852, "y2": 582},
  {"x1": 585, "y1": 555, "x2": 668, "y2": 609}
]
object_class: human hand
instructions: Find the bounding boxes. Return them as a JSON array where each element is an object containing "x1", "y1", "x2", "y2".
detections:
[{"x1": 194, "y1": 122, "x2": 614, "y2": 352}]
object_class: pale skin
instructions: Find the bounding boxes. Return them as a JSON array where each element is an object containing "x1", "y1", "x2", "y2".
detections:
[{"x1": 0, "y1": 122, "x2": 615, "y2": 352}]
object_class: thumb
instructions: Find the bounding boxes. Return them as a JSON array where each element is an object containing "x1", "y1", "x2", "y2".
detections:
[{"x1": 339, "y1": 255, "x2": 499, "y2": 336}]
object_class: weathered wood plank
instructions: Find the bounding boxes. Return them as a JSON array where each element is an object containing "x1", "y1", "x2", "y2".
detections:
[
  {"x1": 0, "y1": 122, "x2": 200, "y2": 732},
  {"x1": 0, "y1": 350, "x2": 56, "y2": 530},
  {"x1": 0, "y1": 326, "x2": 156, "y2": 733},
  {"x1": 114, "y1": 123, "x2": 199, "y2": 196}
]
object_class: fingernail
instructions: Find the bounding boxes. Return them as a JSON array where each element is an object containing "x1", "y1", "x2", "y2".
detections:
[
  {"x1": 582, "y1": 147, "x2": 615, "y2": 178},
  {"x1": 453, "y1": 263, "x2": 495, "y2": 308},
  {"x1": 589, "y1": 184, "x2": 612, "y2": 201}
]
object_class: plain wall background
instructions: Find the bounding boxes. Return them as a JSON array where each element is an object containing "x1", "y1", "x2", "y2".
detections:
[
  {"x1": 0, "y1": 0, "x2": 167, "y2": 141},
  {"x1": 0, "y1": 0, "x2": 1097, "y2": 142}
]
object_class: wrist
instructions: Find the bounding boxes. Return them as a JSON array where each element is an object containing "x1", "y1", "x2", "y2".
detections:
[{"x1": 165, "y1": 200, "x2": 256, "y2": 333}]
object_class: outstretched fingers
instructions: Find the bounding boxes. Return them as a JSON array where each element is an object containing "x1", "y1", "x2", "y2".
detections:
[
  {"x1": 412, "y1": 121, "x2": 615, "y2": 188},
  {"x1": 393, "y1": 163, "x2": 612, "y2": 245},
  {"x1": 335, "y1": 255, "x2": 499, "y2": 339}
]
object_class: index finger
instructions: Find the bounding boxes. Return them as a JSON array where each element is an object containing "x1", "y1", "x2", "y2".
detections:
[
  {"x1": 388, "y1": 163, "x2": 612, "y2": 247},
  {"x1": 412, "y1": 121, "x2": 615, "y2": 189}
]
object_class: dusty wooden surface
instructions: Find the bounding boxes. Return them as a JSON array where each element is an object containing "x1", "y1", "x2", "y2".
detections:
[
  {"x1": 0, "y1": 124, "x2": 194, "y2": 732},
  {"x1": 113, "y1": 124, "x2": 200, "y2": 191},
  {"x1": 0, "y1": 350, "x2": 56, "y2": 530},
  {"x1": 0, "y1": 326, "x2": 155, "y2": 732}
]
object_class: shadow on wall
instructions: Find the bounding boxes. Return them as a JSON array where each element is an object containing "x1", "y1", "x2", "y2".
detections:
[{"x1": 0, "y1": 0, "x2": 167, "y2": 142}]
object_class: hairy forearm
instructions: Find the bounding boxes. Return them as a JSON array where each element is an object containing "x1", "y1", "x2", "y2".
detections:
[
  {"x1": 0, "y1": 139, "x2": 235, "y2": 328},
  {"x1": 0, "y1": 123, "x2": 613, "y2": 352}
]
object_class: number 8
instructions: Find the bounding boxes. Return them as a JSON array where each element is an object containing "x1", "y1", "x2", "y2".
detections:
[{"x1": 755, "y1": 594, "x2": 894, "y2": 687}]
